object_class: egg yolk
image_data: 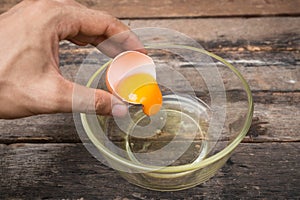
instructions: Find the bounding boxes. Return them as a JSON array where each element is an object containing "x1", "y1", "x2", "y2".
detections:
[{"x1": 115, "y1": 73, "x2": 162, "y2": 116}]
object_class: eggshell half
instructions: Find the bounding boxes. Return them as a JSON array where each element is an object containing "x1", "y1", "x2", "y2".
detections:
[{"x1": 106, "y1": 51, "x2": 157, "y2": 102}]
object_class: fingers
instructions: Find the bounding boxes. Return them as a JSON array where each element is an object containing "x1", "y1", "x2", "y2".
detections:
[
  {"x1": 50, "y1": 1, "x2": 137, "y2": 115},
  {"x1": 63, "y1": 81, "x2": 128, "y2": 117},
  {"x1": 96, "y1": 29, "x2": 147, "y2": 57},
  {"x1": 56, "y1": 3, "x2": 146, "y2": 57}
]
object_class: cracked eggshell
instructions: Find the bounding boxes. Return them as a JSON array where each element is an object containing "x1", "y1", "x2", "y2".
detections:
[{"x1": 106, "y1": 51, "x2": 156, "y2": 103}]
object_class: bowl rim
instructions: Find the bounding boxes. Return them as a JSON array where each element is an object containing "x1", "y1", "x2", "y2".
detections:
[{"x1": 80, "y1": 44, "x2": 254, "y2": 173}]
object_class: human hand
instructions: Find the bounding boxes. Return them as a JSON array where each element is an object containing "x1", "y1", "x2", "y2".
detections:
[{"x1": 0, "y1": 0, "x2": 145, "y2": 119}]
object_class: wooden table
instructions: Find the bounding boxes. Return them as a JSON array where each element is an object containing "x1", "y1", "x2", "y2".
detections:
[{"x1": 1, "y1": 1, "x2": 299, "y2": 199}]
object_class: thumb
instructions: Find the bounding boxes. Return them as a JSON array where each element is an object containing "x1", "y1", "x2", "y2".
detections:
[{"x1": 70, "y1": 82, "x2": 128, "y2": 117}]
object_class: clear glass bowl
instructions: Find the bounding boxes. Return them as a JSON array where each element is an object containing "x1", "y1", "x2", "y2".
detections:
[{"x1": 76, "y1": 42, "x2": 253, "y2": 191}]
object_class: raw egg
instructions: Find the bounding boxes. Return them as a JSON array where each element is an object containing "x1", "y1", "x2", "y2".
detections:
[
  {"x1": 106, "y1": 51, "x2": 162, "y2": 116},
  {"x1": 115, "y1": 73, "x2": 162, "y2": 116}
]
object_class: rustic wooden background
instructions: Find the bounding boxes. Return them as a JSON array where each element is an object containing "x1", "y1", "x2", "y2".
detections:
[{"x1": 1, "y1": 0, "x2": 300, "y2": 199}]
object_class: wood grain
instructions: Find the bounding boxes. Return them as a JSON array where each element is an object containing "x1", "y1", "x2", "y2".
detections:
[
  {"x1": 0, "y1": 113, "x2": 79, "y2": 144},
  {"x1": 58, "y1": 42, "x2": 300, "y2": 92},
  {"x1": 1, "y1": 143, "x2": 299, "y2": 199},
  {"x1": 0, "y1": 1, "x2": 299, "y2": 199},
  {"x1": 1, "y1": 98, "x2": 298, "y2": 144},
  {"x1": 127, "y1": 17, "x2": 300, "y2": 42},
  {"x1": 30, "y1": 17, "x2": 296, "y2": 46},
  {"x1": 1, "y1": 0, "x2": 300, "y2": 18},
  {"x1": 0, "y1": 39, "x2": 299, "y2": 143}
]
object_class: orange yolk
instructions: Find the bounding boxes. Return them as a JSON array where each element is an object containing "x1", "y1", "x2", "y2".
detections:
[{"x1": 115, "y1": 73, "x2": 162, "y2": 116}]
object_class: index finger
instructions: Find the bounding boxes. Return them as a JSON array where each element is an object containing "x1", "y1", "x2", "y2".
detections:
[{"x1": 56, "y1": 6, "x2": 146, "y2": 57}]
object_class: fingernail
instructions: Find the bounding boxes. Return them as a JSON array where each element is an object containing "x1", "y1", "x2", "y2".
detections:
[{"x1": 112, "y1": 104, "x2": 128, "y2": 117}]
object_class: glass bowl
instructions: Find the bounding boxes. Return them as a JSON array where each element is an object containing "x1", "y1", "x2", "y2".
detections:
[{"x1": 74, "y1": 28, "x2": 253, "y2": 191}]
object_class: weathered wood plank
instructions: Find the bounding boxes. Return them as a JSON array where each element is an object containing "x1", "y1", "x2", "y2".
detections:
[
  {"x1": 42, "y1": 18, "x2": 298, "y2": 50},
  {"x1": 175, "y1": 63, "x2": 300, "y2": 92},
  {"x1": 127, "y1": 17, "x2": 300, "y2": 42},
  {"x1": 247, "y1": 100, "x2": 300, "y2": 142},
  {"x1": 0, "y1": 113, "x2": 79, "y2": 143},
  {"x1": 0, "y1": 98, "x2": 299, "y2": 144},
  {"x1": 1, "y1": 0, "x2": 300, "y2": 18},
  {"x1": 79, "y1": 0, "x2": 300, "y2": 18},
  {"x1": 38, "y1": 17, "x2": 296, "y2": 45},
  {"x1": 58, "y1": 44, "x2": 300, "y2": 92},
  {"x1": 0, "y1": 48, "x2": 299, "y2": 143},
  {"x1": 58, "y1": 15, "x2": 300, "y2": 92},
  {"x1": 0, "y1": 143, "x2": 299, "y2": 199}
]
